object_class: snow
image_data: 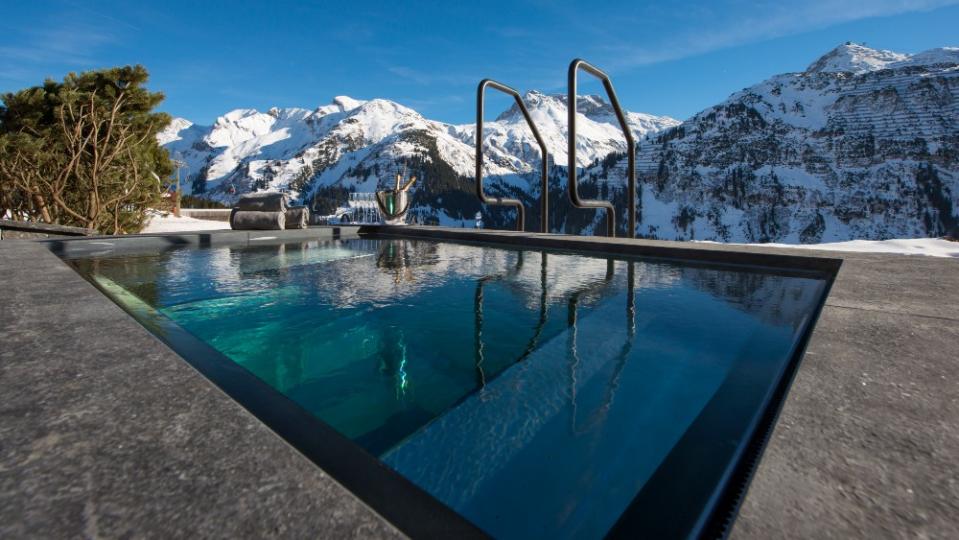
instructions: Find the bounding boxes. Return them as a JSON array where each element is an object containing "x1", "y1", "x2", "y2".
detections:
[
  {"x1": 159, "y1": 90, "x2": 679, "y2": 212},
  {"x1": 331, "y1": 96, "x2": 366, "y2": 111},
  {"x1": 767, "y1": 238, "x2": 959, "y2": 258},
  {"x1": 137, "y1": 205, "x2": 958, "y2": 258},
  {"x1": 616, "y1": 41, "x2": 959, "y2": 244},
  {"x1": 157, "y1": 118, "x2": 194, "y2": 145},
  {"x1": 137, "y1": 205, "x2": 958, "y2": 259},
  {"x1": 894, "y1": 47, "x2": 959, "y2": 69},
  {"x1": 141, "y1": 211, "x2": 232, "y2": 233},
  {"x1": 806, "y1": 43, "x2": 909, "y2": 74},
  {"x1": 155, "y1": 42, "x2": 957, "y2": 244},
  {"x1": 479, "y1": 91, "x2": 679, "y2": 169},
  {"x1": 806, "y1": 43, "x2": 959, "y2": 75},
  {"x1": 698, "y1": 238, "x2": 959, "y2": 258}
]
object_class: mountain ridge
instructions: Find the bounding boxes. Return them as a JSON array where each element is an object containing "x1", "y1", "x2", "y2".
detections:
[
  {"x1": 160, "y1": 43, "x2": 959, "y2": 241},
  {"x1": 625, "y1": 42, "x2": 959, "y2": 242}
]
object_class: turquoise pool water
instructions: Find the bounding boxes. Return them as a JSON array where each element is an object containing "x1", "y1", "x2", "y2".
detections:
[{"x1": 70, "y1": 237, "x2": 829, "y2": 538}]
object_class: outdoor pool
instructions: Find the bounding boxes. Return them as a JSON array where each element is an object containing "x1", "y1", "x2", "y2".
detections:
[{"x1": 65, "y1": 235, "x2": 832, "y2": 539}]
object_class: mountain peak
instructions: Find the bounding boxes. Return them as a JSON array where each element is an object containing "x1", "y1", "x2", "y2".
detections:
[
  {"x1": 157, "y1": 117, "x2": 194, "y2": 146},
  {"x1": 332, "y1": 96, "x2": 366, "y2": 111},
  {"x1": 219, "y1": 108, "x2": 260, "y2": 123},
  {"x1": 806, "y1": 43, "x2": 908, "y2": 74},
  {"x1": 494, "y1": 91, "x2": 613, "y2": 121},
  {"x1": 314, "y1": 96, "x2": 368, "y2": 117}
]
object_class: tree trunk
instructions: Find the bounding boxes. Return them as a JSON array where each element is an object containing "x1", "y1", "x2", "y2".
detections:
[{"x1": 32, "y1": 193, "x2": 53, "y2": 223}]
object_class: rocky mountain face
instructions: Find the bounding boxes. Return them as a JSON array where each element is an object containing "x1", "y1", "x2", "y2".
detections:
[
  {"x1": 160, "y1": 43, "x2": 958, "y2": 241},
  {"x1": 624, "y1": 43, "x2": 959, "y2": 242}
]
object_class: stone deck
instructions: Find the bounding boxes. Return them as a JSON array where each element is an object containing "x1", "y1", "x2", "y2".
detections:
[{"x1": 1, "y1": 226, "x2": 956, "y2": 538}]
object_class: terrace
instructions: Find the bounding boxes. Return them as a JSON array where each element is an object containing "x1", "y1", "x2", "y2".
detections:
[{"x1": 1, "y1": 225, "x2": 956, "y2": 538}]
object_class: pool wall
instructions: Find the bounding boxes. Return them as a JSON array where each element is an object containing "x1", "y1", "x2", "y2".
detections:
[{"x1": 2, "y1": 226, "x2": 957, "y2": 538}]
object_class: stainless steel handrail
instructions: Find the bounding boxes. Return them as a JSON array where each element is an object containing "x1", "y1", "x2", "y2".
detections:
[
  {"x1": 567, "y1": 59, "x2": 637, "y2": 238},
  {"x1": 476, "y1": 79, "x2": 550, "y2": 232}
]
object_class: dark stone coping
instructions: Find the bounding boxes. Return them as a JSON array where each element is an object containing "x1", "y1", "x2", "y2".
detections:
[
  {"x1": 47, "y1": 226, "x2": 361, "y2": 259},
  {"x1": 365, "y1": 225, "x2": 843, "y2": 275},
  {"x1": 0, "y1": 218, "x2": 96, "y2": 238},
  {"x1": 1, "y1": 225, "x2": 957, "y2": 538}
]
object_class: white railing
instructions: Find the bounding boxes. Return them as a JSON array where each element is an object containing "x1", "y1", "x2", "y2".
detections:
[{"x1": 343, "y1": 192, "x2": 380, "y2": 224}]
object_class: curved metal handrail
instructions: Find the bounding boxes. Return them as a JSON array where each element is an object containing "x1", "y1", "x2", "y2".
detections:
[
  {"x1": 567, "y1": 59, "x2": 637, "y2": 238},
  {"x1": 476, "y1": 79, "x2": 550, "y2": 232}
]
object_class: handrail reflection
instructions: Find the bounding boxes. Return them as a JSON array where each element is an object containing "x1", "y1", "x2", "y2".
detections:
[
  {"x1": 474, "y1": 251, "x2": 547, "y2": 388},
  {"x1": 567, "y1": 261, "x2": 636, "y2": 435},
  {"x1": 471, "y1": 254, "x2": 636, "y2": 423}
]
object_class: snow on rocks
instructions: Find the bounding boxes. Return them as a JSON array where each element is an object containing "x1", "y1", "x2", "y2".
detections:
[{"x1": 806, "y1": 43, "x2": 909, "y2": 74}]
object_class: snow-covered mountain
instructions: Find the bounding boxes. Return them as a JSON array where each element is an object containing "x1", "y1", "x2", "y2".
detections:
[
  {"x1": 622, "y1": 43, "x2": 959, "y2": 242},
  {"x1": 159, "y1": 90, "x2": 677, "y2": 229},
  {"x1": 160, "y1": 43, "x2": 958, "y2": 240},
  {"x1": 452, "y1": 91, "x2": 679, "y2": 171}
]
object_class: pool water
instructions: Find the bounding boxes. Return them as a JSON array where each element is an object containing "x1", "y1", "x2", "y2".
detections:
[{"x1": 69, "y1": 237, "x2": 830, "y2": 539}]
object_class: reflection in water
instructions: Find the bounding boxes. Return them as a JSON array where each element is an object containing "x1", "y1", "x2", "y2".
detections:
[
  {"x1": 472, "y1": 254, "x2": 637, "y2": 432},
  {"x1": 474, "y1": 279, "x2": 487, "y2": 388},
  {"x1": 70, "y1": 237, "x2": 829, "y2": 540},
  {"x1": 376, "y1": 239, "x2": 418, "y2": 284},
  {"x1": 565, "y1": 259, "x2": 635, "y2": 435},
  {"x1": 473, "y1": 252, "x2": 550, "y2": 390},
  {"x1": 473, "y1": 252, "x2": 524, "y2": 388},
  {"x1": 378, "y1": 325, "x2": 410, "y2": 399},
  {"x1": 376, "y1": 246, "x2": 824, "y2": 540},
  {"x1": 520, "y1": 253, "x2": 552, "y2": 362}
]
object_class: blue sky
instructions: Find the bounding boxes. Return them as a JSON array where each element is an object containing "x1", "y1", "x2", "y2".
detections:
[{"x1": 2, "y1": 1, "x2": 958, "y2": 125}]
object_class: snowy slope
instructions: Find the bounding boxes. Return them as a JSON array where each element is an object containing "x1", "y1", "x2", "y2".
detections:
[
  {"x1": 805, "y1": 43, "x2": 909, "y2": 74},
  {"x1": 159, "y1": 43, "x2": 958, "y2": 241},
  {"x1": 743, "y1": 237, "x2": 959, "y2": 258},
  {"x1": 159, "y1": 93, "x2": 677, "y2": 195},
  {"x1": 622, "y1": 43, "x2": 959, "y2": 242},
  {"x1": 158, "y1": 90, "x2": 678, "y2": 229},
  {"x1": 451, "y1": 91, "x2": 679, "y2": 171},
  {"x1": 141, "y1": 211, "x2": 231, "y2": 233}
]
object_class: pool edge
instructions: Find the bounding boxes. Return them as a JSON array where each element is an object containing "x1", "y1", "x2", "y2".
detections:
[
  {"x1": 4, "y1": 226, "x2": 957, "y2": 539},
  {"x1": 51, "y1": 226, "x2": 841, "y2": 538}
]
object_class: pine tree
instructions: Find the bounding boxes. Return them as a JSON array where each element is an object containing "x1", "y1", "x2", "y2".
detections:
[{"x1": 0, "y1": 65, "x2": 173, "y2": 233}]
